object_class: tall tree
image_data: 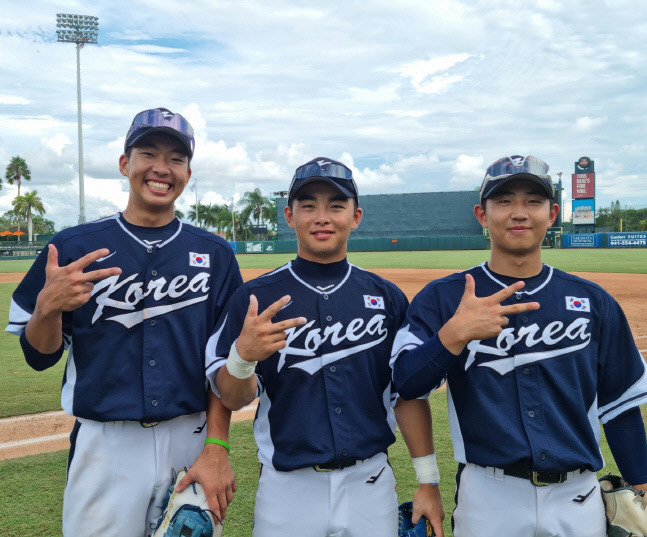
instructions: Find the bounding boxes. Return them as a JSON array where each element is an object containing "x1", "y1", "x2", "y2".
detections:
[
  {"x1": 188, "y1": 202, "x2": 210, "y2": 228},
  {"x1": 5, "y1": 156, "x2": 32, "y2": 240},
  {"x1": 12, "y1": 190, "x2": 45, "y2": 242},
  {"x1": 239, "y1": 188, "x2": 273, "y2": 238}
]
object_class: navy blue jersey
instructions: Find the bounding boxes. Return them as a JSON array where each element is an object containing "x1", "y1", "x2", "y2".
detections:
[
  {"x1": 206, "y1": 257, "x2": 409, "y2": 471},
  {"x1": 6, "y1": 213, "x2": 242, "y2": 422},
  {"x1": 391, "y1": 263, "x2": 647, "y2": 473}
]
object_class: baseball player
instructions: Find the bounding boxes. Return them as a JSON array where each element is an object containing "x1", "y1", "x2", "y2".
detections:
[
  {"x1": 391, "y1": 154, "x2": 647, "y2": 536},
  {"x1": 6, "y1": 108, "x2": 242, "y2": 537},
  {"x1": 205, "y1": 157, "x2": 445, "y2": 537}
]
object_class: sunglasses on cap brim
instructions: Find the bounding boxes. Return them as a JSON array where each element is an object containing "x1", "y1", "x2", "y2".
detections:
[
  {"x1": 485, "y1": 155, "x2": 549, "y2": 178},
  {"x1": 126, "y1": 109, "x2": 195, "y2": 154},
  {"x1": 289, "y1": 161, "x2": 357, "y2": 196}
]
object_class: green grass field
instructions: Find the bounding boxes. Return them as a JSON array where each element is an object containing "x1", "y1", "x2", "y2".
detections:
[
  {"x1": 1, "y1": 248, "x2": 645, "y2": 536},
  {"x1": 0, "y1": 391, "x2": 630, "y2": 537},
  {"x1": 235, "y1": 249, "x2": 647, "y2": 272}
]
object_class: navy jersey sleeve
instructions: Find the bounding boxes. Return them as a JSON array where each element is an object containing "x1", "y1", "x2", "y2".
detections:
[
  {"x1": 7, "y1": 237, "x2": 75, "y2": 368},
  {"x1": 7, "y1": 241, "x2": 51, "y2": 336},
  {"x1": 205, "y1": 285, "x2": 257, "y2": 395},
  {"x1": 390, "y1": 278, "x2": 461, "y2": 399},
  {"x1": 596, "y1": 292, "x2": 647, "y2": 423}
]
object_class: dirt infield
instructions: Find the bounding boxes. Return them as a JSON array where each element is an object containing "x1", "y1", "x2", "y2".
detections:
[{"x1": 1, "y1": 267, "x2": 646, "y2": 461}]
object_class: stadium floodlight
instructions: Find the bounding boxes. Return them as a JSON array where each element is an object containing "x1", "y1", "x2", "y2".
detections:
[{"x1": 56, "y1": 13, "x2": 99, "y2": 224}]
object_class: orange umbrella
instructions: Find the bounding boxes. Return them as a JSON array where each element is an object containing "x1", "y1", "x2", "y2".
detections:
[
  {"x1": 12, "y1": 230, "x2": 25, "y2": 235},
  {"x1": 0, "y1": 230, "x2": 11, "y2": 236}
]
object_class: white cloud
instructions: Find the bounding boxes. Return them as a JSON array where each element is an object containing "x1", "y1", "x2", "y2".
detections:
[
  {"x1": 1, "y1": 0, "x2": 647, "y2": 230},
  {"x1": 574, "y1": 116, "x2": 608, "y2": 132}
]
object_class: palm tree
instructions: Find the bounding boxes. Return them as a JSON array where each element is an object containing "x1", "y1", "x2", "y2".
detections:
[
  {"x1": 239, "y1": 188, "x2": 273, "y2": 238},
  {"x1": 5, "y1": 156, "x2": 32, "y2": 240},
  {"x1": 188, "y1": 202, "x2": 210, "y2": 228},
  {"x1": 174, "y1": 209, "x2": 184, "y2": 219},
  {"x1": 12, "y1": 190, "x2": 45, "y2": 243}
]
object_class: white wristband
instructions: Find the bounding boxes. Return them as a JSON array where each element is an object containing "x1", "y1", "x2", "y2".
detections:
[
  {"x1": 412, "y1": 453, "x2": 440, "y2": 484},
  {"x1": 225, "y1": 340, "x2": 258, "y2": 379}
]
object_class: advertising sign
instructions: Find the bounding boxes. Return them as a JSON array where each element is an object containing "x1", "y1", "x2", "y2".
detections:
[
  {"x1": 575, "y1": 156, "x2": 594, "y2": 173},
  {"x1": 608, "y1": 233, "x2": 647, "y2": 248},
  {"x1": 572, "y1": 173, "x2": 595, "y2": 199},
  {"x1": 563, "y1": 233, "x2": 600, "y2": 248},
  {"x1": 572, "y1": 199, "x2": 595, "y2": 225},
  {"x1": 244, "y1": 241, "x2": 275, "y2": 254}
]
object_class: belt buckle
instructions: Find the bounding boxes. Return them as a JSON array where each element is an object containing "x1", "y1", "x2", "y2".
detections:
[
  {"x1": 140, "y1": 421, "x2": 160, "y2": 428},
  {"x1": 531, "y1": 471, "x2": 551, "y2": 487},
  {"x1": 313, "y1": 465, "x2": 333, "y2": 473}
]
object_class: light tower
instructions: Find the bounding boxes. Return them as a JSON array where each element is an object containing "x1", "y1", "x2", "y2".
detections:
[{"x1": 56, "y1": 13, "x2": 99, "y2": 224}]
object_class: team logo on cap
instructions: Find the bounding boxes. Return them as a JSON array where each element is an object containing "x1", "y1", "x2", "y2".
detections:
[
  {"x1": 565, "y1": 296, "x2": 590, "y2": 312},
  {"x1": 364, "y1": 295, "x2": 385, "y2": 309},
  {"x1": 316, "y1": 159, "x2": 334, "y2": 170},
  {"x1": 189, "y1": 252, "x2": 210, "y2": 268}
]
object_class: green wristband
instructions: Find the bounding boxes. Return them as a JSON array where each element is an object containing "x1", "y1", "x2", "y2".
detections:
[{"x1": 204, "y1": 438, "x2": 230, "y2": 452}]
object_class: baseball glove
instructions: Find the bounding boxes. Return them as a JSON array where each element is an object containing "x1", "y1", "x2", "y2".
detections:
[
  {"x1": 599, "y1": 474, "x2": 647, "y2": 537},
  {"x1": 152, "y1": 468, "x2": 223, "y2": 537},
  {"x1": 398, "y1": 501, "x2": 435, "y2": 537}
]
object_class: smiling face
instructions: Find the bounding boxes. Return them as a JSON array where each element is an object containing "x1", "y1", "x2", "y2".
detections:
[
  {"x1": 474, "y1": 178, "x2": 559, "y2": 271},
  {"x1": 284, "y1": 181, "x2": 362, "y2": 263},
  {"x1": 119, "y1": 132, "x2": 192, "y2": 226}
]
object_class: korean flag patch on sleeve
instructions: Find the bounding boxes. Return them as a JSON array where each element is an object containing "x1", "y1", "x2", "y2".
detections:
[
  {"x1": 364, "y1": 295, "x2": 385, "y2": 309},
  {"x1": 190, "y1": 252, "x2": 210, "y2": 268},
  {"x1": 566, "y1": 296, "x2": 590, "y2": 312}
]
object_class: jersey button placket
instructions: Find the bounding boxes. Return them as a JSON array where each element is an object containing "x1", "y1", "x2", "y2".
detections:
[{"x1": 142, "y1": 248, "x2": 161, "y2": 416}]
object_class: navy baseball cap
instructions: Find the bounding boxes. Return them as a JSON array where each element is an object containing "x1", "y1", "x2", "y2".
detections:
[
  {"x1": 288, "y1": 157, "x2": 358, "y2": 203},
  {"x1": 479, "y1": 155, "x2": 554, "y2": 205},
  {"x1": 124, "y1": 108, "x2": 195, "y2": 160}
]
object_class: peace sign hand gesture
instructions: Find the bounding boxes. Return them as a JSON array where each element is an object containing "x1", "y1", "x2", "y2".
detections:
[
  {"x1": 37, "y1": 244, "x2": 122, "y2": 316},
  {"x1": 438, "y1": 273, "x2": 540, "y2": 355},
  {"x1": 235, "y1": 294, "x2": 307, "y2": 362}
]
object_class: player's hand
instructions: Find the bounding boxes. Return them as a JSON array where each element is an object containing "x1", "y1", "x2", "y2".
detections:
[
  {"x1": 412, "y1": 483, "x2": 445, "y2": 537},
  {"x1": 176, "y1": 443, "x2": 236, "y2": 521},
  {"x1": 438, "y1": 273, "x2": 540, "y2": 355},
  {"x1": 36, "y1": 244, "x2": 122, "y2": 316},
  {"x1": 235, "y1": 294, "x2": 306, "y2": 362},
  {"x1": 632, "y1": 481, "x2": 647, "y2": 493}
]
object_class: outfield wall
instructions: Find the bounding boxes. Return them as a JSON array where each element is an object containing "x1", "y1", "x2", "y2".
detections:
[
  {"x1": 232, "y1": 235, "x2": 487, "y2": 254},
  {"x1": 563, "y1": 232, "x2": 647, "y2": 248}
]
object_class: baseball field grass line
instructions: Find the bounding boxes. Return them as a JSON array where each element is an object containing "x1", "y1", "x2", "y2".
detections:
[
  {"x1": 2, "y1": 248, "x2": 647, "y2": 273},
  {"x1": 0, "y1": 432, "x2": 69, "y2": 449},
  {"x1": 240, "y1": 249, "x2": 647, "y2": 272}
]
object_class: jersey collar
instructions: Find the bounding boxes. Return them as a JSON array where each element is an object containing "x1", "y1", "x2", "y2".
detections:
[{"x1": 479, "y1": 262, "x2": 553, "y2": 296}]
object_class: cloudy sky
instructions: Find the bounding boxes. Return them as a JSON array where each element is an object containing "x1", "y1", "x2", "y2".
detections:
[{"x1": 1, "y1": 0, "x2": 645, "y2": 230}]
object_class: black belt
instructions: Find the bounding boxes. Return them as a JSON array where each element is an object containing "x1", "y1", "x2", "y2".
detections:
[
  {"x1": 313, "y1": 460, "x2": 357, "y2": 472},
  {"x1": 499, "y1": 462, "x2": 587, "y2": 487}
]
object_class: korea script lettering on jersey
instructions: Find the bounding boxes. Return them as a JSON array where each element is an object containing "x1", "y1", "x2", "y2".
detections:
[
  {"x1": 465, "y1": 316, "x2": 591, "y2": 375},
  {"x1": 90, "y1": 270, "x2": 211, "y2": 328},
  {"x1": 278, "y1": 313, "x2": 388, "y2": 374}
]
